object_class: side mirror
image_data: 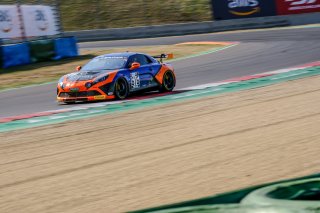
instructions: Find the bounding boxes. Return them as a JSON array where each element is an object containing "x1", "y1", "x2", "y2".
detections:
[
  {"x1": 76, "y1": 66, "x2": 82, "y2": 71},
  {"x1": 130, "y1": 62, "x2": 140, "y2": 70}
]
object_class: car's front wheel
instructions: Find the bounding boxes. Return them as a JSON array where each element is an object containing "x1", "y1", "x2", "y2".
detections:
[
  {"x1": 160, "y1": 70, "x2": 175, "y2": 92},
  {"x1": 114, "y1": 78, "x2": 129, "y2": 100}
]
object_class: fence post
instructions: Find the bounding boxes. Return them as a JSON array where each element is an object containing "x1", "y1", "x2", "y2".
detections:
[
  {"x1": 210, "y1": 0, "x2": 215, "y2": 20},
  {"x1": 16, "y1": 0, "x2": 27, "y2": 41},
  {"x1": 53, "y1": 0, "x2": 64, "y2": 36}
]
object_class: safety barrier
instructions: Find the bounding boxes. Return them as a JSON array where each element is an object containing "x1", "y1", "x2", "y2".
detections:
[
  {"x1": 0, "y1": 46, "x2": 3, "y2": 68},
  {"x1": 2, "y1": 43, "x2": 30, "y2": 68},
  {"x1": 0, "y1": 36, "x2": 78, "y2": 68},
  {"x1": 54, "y1": 37, "x2": 78, "y2": 60},
  {"x1": 29, "y1": 39, "x2": 55, "y2": 63}
]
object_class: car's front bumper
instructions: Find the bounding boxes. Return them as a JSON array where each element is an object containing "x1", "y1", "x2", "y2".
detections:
[{"x1": 57, "y1": 93, "x2": 115, "y2": 103}]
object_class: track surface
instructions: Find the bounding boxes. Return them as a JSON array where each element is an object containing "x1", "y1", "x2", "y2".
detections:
[
  {"x1": 1, "y1": 76, "x2": 320, "y2": 212},
  {"x1": 0, "y1": 27, "x2": 320, "y2": 118}
]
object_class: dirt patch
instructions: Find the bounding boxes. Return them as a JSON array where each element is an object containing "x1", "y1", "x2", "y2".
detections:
[{"x1": 1, "y1": 76, "x2": 320, "y2": 212}]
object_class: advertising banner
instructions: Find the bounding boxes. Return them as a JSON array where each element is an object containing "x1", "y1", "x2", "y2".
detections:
[
  {"x1": 276, "y1": 0, "x2": 320, "y2": 15},
  {"x1": 21, "y1": 5, "x2": 59, "y2": 37},
  {"x1": 0, "y1": 5, "x2": 22, "y2": 39},
  {"x1": 211, "y1": 0, "x2": 277, "y2": 20}
]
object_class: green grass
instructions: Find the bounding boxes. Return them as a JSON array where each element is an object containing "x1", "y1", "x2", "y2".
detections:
[
  {"x1": 2, "y1": 0, "x2": 212, "y2": 31},
  {"x1": 60, "y1": 0, "x2": 212, "y2": 30}
]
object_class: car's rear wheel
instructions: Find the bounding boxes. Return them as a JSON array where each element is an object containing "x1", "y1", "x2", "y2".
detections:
[
  {"x1": 160, "y1": 70, "x2": 175, "y2": 92},
  {"x1": 114, "y1": 78, "x2": 129, "y2": 100}
]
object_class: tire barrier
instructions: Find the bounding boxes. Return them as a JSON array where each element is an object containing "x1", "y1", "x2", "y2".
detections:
[{"x1": 0, "y1": 36, "x2": 78, "y2": 69}]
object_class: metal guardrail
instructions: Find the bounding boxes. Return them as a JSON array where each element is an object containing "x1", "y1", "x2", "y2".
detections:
[
  {"x1": 65, "y1": 17, "x2": 289, "y2": 42},
  {"x1": 65, "y1": 12, "x2": 320, "y2": 42}
]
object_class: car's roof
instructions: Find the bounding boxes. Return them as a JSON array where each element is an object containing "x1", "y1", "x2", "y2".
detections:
[{"x1": 98, "y1": 52, "x2": 146, "y2": 58}]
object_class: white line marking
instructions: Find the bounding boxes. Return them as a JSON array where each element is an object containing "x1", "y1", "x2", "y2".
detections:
[{"x1": 179, "y1": 63, "x2": 319, "y2": 91}]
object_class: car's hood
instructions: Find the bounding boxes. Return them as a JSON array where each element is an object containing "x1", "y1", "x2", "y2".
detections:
[{"x1": 65, "y1": 71, "x2": 107, "y2": 82}]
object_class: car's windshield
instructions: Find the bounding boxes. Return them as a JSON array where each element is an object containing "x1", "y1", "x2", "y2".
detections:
[{"x1": 81, "y1": 56, "x2": 127, "y2": 71}]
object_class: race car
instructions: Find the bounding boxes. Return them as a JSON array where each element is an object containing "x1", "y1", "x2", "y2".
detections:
[{"x1": 56, "y1": 52, "x2": 176, "y2": 103}]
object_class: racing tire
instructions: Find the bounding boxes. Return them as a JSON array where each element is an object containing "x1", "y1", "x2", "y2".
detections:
[
  {"x1": 160, "y1": 70, "x2": 175, "y2": 92},
  {"x1": 114, "y1": 78, "x2": 129, "y2": 100}
]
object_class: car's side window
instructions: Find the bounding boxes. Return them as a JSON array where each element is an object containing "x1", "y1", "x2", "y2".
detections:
[
  {"x1": 127, "y1": 56, "x2": 135, "y2": 68},
  {"x1": 145, "y1": 55, "x2": 154, "y2": 64},
  {"x1": 136, "y1": 54, "x2": 152, "y2": 66},
  {"x1": 127, "y1": 54, "x2": 153, "y2": 68}
]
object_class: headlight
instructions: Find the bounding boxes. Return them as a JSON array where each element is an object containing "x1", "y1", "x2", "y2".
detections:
[
  {"x1": 93, "y1": 74, "x2": 109, "y2": 85},
  {"x1": 85, "y1": 82, "x2": 92, "y2": 88},
  {"x1": 84, "y1": 75, "x2": 108, "y2": 89},
  {"x1": 58, "y1": 77, "x2": 65, "y2": 89}
]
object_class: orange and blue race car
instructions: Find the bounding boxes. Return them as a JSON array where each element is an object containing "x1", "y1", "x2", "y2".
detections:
[{"x1": 56, "y1": 52, "x2": 176, "y2": 103}]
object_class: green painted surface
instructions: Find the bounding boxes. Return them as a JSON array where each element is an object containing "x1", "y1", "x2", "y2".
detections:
[
  {"x1": 133, "y1": 173, "x2": 320, "y2": 213},
  {"x1": 1, "y1": 66, "x2": 320, "y2": 133}
]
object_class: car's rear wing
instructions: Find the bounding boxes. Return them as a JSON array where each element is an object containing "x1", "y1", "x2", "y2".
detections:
[{"x1": 153, "y1": 53, "x2": 174, "y2": 63}]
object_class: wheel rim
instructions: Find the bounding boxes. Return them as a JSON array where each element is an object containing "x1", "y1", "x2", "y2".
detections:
[
  {"x1": 116, "y1": 80, "x2": 127, "y2": 98},
  {"x1": 163, "y1": 71, "x2": 174, "y2": 90}
]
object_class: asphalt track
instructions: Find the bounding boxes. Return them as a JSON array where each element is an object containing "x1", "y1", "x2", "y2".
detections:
[{"x1": 0, "y1": 27, "x2": 320, "y2": 118}]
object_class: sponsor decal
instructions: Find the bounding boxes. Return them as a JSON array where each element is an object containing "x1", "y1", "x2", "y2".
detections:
[
  {"x1": 228, "y1": 0, "x2": 261, "y2": 16},
  {"x1": 21, "y1": 5, "x2": 59, "y2": 37},
  {"x1": 211, "y1": 0, "x2": 277, "y2": 20},
  {"x1": 34, "y1": 9, "x2": 48, "y2": 31},
  {"x1": 0, "y1": 10, "x2": 12, "y2": 33},
  {"x1": 69, "y1": 88, "x2": 79, "y2": 92},
  {"x1": 94, "y1": 95, "x2": 106, "y2": 100},
  {"x1": 0, "y1": 5, "x2": 22, "y2": 39},
  {"x1": 0, "y1": 5, "x2": 59, "y2": 39},
  {"x1": 276, "y1": 0, "x2": 320, "y2": 14},
  {"x1": 130, "y1": 72, "x2": 140, "y2": 89}
]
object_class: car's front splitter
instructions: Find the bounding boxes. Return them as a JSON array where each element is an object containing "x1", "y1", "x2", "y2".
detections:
[{"x1": 57, "y1": 95, "x2": 115, "y2": 103}]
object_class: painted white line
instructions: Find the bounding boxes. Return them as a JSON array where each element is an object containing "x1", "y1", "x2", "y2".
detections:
[
  {"x1": 180, "y1": 82, "x2": 235, "y2": 90},
  {"x1": 27, "y1": 119, "x2": 44, "y2": 123},
  {"x1": 179, "y1": 62, "x2": 320, "y2": 91},
  {"x1": 169, "y1": 43, "x2": 239, "y2": 62},
  {"x1": 171, "y1": 88, "x2": 223, "y2": 99},
  {"x1": 43, "y1": 100, "x2": 129, "y2": 114},
  {"x1": 270, "y1": 71, "x2": 309, "y2": 80},
  {"x1": 47, "y1": 115, "x2": 69, "y2": 120}
]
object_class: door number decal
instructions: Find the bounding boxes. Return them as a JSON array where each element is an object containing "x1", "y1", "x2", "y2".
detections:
[{"x1": 130, "y1": 72, "x2": 140, "y2": 89}]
